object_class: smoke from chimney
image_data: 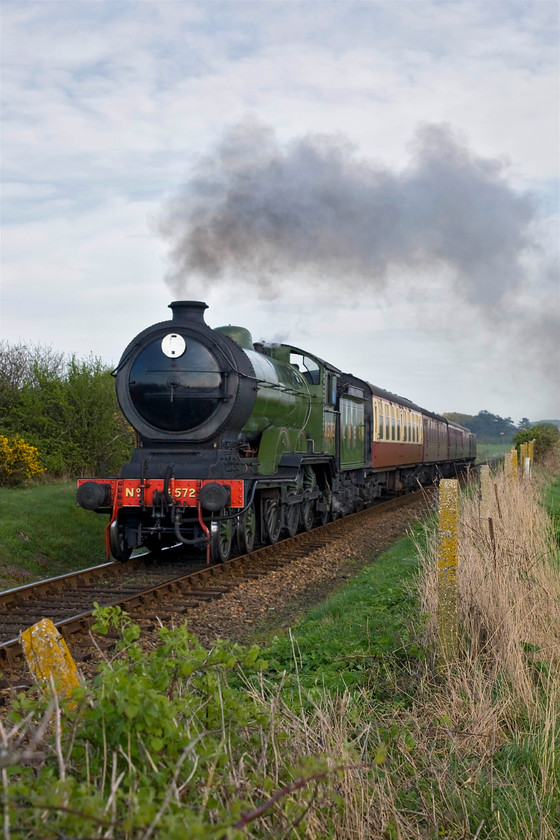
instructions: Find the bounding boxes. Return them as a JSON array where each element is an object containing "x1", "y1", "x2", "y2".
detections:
[
  {"x1": 159, "y1": 120, "x2": 535, "y2": 302},
  {"x1": 158, "y1": 118, "x2": 558, "y2": 398}
]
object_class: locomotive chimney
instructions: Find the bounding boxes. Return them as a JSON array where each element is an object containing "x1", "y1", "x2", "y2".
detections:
[{"x1": 168, "y1": 300, "x2": 208, "y2": 325}]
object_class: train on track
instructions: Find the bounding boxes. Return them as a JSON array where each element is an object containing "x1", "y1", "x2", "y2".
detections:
[{"x1": 77, "y1": 301, "x2": 476, "y2": 562}]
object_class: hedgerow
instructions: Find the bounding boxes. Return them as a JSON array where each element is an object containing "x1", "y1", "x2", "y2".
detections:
[{"x1": 0, "y1": 341, "x2": 134, "y2": 480}]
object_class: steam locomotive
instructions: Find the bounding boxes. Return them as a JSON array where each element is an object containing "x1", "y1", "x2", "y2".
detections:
[{"x1": 77, "y1": 301, "x2": 476, "y2": 562}]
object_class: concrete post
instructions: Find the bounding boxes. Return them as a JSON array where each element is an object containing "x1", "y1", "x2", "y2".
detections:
[
  {"x1": 438, "y1": 478, "x2": 459, "y2": 664},
  {"x1": 511, "y1": 448, "x2": 518, "y2": 482},
  {"x1": 21, "y1": 618, "x2": 80, "y2": 700}
]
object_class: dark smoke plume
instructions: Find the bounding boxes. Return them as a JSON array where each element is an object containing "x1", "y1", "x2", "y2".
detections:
[{"x1": 159, "y1": 119, "x2": 536, "y2": 308}]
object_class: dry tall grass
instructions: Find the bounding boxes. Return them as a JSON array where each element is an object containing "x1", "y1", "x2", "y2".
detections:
[
  {"x1": 277, "y1": 465, "x2": 560, "y2": 838},
  {"x1": 409, "y1": 464, "x2": 560, "y2": 839},
  {"x1": 421, "y1": 467, "x2": 560, "y2": 702}
]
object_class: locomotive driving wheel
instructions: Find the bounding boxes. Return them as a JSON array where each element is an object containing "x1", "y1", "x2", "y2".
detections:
[
  {"x1": 210, "y1": 516, "x2": 233, "y2": 563},
  {"x1": 300, "y1": 499, "x2": 315, "y2": 531},
  {"x1": 237, "y1": 504, "x2": 257, "y2": 554},
  {"x1": 263, "y1": 496, "x2": 283, "y2": 544},
  {"x1": 285, "y1": 496, "x2": 300, "y2": 537},
  {"x1": 300, "y1": 466, "x2": 316, "y2": 531}
]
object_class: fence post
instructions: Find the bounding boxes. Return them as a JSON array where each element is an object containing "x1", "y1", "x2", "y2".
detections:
[
  {"x1": 480, "y1": 464, "x2": 491, "y2": 521},
  {"x1": 438, "y1": 478, "x2": 459, "y2": 664}
]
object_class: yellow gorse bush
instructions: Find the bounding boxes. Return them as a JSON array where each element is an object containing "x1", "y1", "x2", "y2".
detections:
[{"x1": 0, "y1": 434, "x2": 44, "y2": 486}]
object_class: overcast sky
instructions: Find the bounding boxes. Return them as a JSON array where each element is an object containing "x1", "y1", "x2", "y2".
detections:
[{"x1": 1, "y1": 0, "x2": 559, "y2": 423}]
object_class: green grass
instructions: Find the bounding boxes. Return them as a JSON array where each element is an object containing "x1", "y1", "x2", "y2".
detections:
[
  {"x1": 0, "y1": 481, "x2": 109, "y2": 590},
  {"x1": 543, "y1": 475, "x2": 560, "y2": 544},
  {"x1": 260, "y1": 527, "x2": 426, "y2": 703}
]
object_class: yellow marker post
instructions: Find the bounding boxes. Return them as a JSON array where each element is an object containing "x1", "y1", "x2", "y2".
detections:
[
  {"x1": 21, "y1": 618, "x2": 80, "y2": 699},
  {"x1": 511, "y1": 448, "x2": 518, "y2": 482},
  {"x1": 438, "y1": 478, "x2": 459, "y2": 664},
  {"x1": 528, "y1": 439, "x2": 535, "y2": 462}
]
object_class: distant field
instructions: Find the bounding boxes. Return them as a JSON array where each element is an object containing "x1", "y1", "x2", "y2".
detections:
[{"x1": 476, "y1": 442, "x2": 511, "y2": 462}]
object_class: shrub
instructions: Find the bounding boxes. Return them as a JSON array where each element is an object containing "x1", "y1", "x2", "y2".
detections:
[
  {"x1": 514, "y1": 423, "x2": 560, "y2": 462},
  {"x1": 0, "y1": 433, "x2": 44, "y2": 486}
]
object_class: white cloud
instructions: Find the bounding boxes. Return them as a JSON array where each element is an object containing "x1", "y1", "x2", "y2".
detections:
[{"x1": 1, "y1": 0, "x2": 558, "y2": 421}]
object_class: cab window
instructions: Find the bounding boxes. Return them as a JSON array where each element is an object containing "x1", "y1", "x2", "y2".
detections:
[{"x1": 290, "y1": 353, "x2": 320, "y2": 385}]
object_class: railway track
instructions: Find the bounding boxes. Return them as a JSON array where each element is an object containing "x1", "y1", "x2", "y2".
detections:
[
  {"x1": 0, "y1": 554, "x2": 207, "y2": 657},
  {"x1": 0, "y1": 490, "x2": 433, "y2": 679}
]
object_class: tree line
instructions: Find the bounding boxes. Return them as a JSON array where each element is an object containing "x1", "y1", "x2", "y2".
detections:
[
  {"x1": 443, "y1": 409, "x2": 531, "y2": 443},
  {"x1": 444, "y1": 409, "x2": 559, "y2": 461},
  {"x1": 0, "y1": 341, "x2": 134, "y2": 484}
]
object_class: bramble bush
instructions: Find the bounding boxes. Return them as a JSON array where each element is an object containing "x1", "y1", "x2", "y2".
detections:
[
  {"x1": 4, "y1": 609, "x2": 341, "y2": 839},
  {"x1": 0, "y1": 433, "x2": 44, "y2": 486}
]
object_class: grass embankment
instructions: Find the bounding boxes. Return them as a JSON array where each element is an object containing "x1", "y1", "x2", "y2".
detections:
[
  {"x1": 254, "y1": 466, "x2": 560, "y2": 838},
  {"x1": 3, "y1": 466, "x2": 560, "y2": 838},
  {"x1": 0, "y1": 481, "x2": 108, "y2": 589},
  {"x1": 260, "y1": 532, "x2": 422, "y2": 699}
]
